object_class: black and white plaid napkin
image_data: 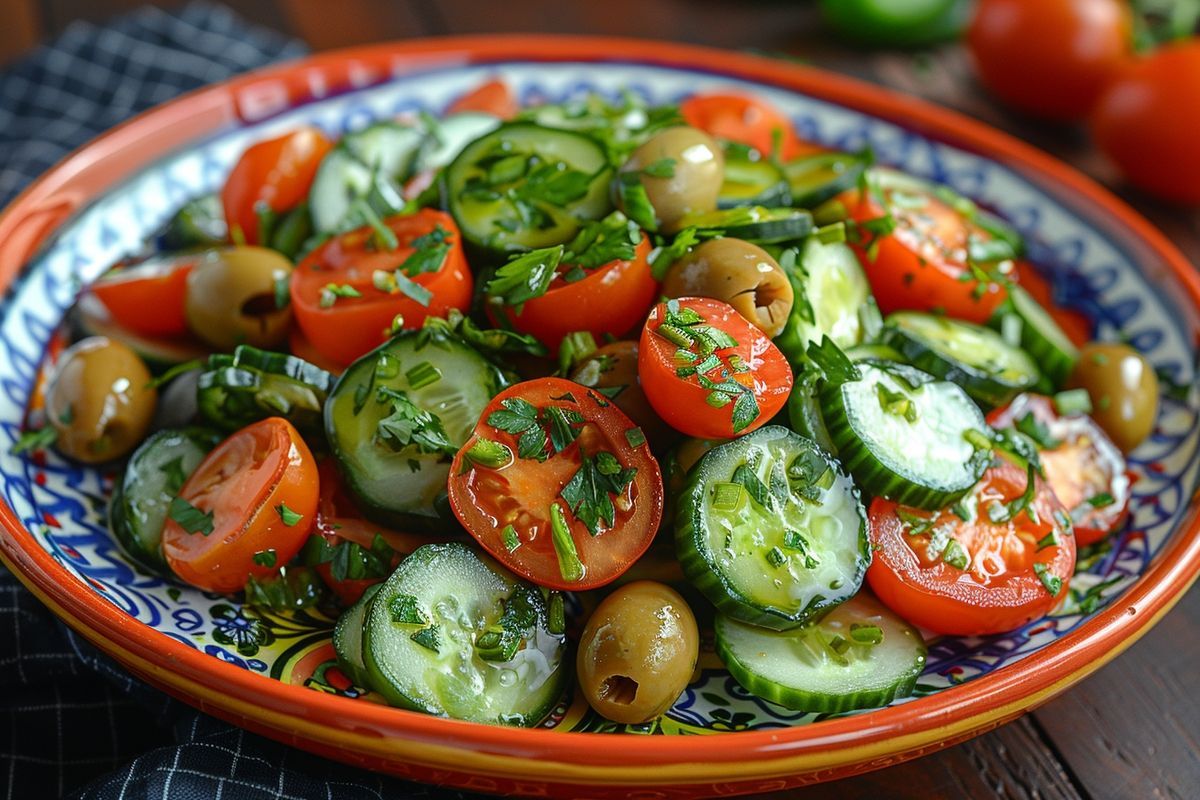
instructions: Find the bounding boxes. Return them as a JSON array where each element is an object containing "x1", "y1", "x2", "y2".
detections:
[{"x1": 0, "y1": 5, "x2": 480, "y2": 798}]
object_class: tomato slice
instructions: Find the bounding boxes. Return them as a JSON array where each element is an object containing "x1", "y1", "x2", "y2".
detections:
[
  {"x1": 447, "y1": 378, "x2": 664, "y2": 590},
  {"x1": 446, "y1": 78, "x2": 518, "y2": 119},
  {"x1": 290, "y1": 209, "x2": 473, "y2": 366},
  {"x1": 989, "y1": 394, "x2": 1133, "y2": 547},
  {"x1": 221, "y1": 126, "x2": 333, "y2": 245},
  {"x1": 867, "y1": 462, "x2": 1075, "y2": 636},
  {"x1": 493, "y1": 238, "x2": 658, "y2": 352},
  {"x1": 162, "y1": 418, "x2": 319, "y2": 594},
  {"x1": 680, "y1": 93, "x2": 818, "y2": 160},
  {"x1": 89, "y1": 255, "x2": 194, "y2": 337},
  {"x1": 843, "y1": 178, "x2": 1011, "y2": 324},
  {"x1": 638, "y1": 297, "x2": 793, "y2": 439}
]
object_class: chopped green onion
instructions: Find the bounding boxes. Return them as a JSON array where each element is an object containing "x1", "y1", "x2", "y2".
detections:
[
  {"x1": 624, "y1": 427, "x2": 646, "y2": 448},
  {"x1": 999, "y1": 314, "x2": 1022, "y2": 348},
  {"x1": 501, "y1": 524, "x2": 521, "y2": 552},
  {"x1": 1054, "y1": 388, "x2": 1093, "y2": 416},
  {"x1": 706, "y1": 391, "x2": 731, "y2": 409},
  {"x1": 405, "y1": 361, "x2": 442, "y2": 390},
  {"x1": 765, "y1": 546, "x2": 786, "y2": 568},
  {"x1": 558, "y1": 330, "x2": 598, "y2": 375},
  {"x1": 319, "y1": 283, "x2": 361, "y2": 308},
  {"x1": 711, "y1": 482, "x2": 746, "y2": 511},
  {"x1": 1087, "y1": 492, "x2": 1116, "y2": 509},
  {"x1": 547, "y1": 591, "x2": 566, "y2": 635},
  {"x1": 275, "y1": 503, "x2": 303, "y2": 527},
  {"x1": 548, "y1": 502, "x2": 584, "y2": 582},
  {"x1": 942, "y1": 538, "x2": 970, "y2": 570},
  {"x1": 463, "y1": 438, "x2": 514, "y2": 470},
  {"x1": 1037, "y1": 529, "x2": 1060, "y2": 550},
  {"x1": 1033, "y1": 562, "x2": 1063, "y2": 596},
  {"x1": 827, "y1": 634, "x2": 850, "y2": 656},
  {"x1": 655, "y1": 323, "x2": 694, "y2": 348},
  {"x1": 252, "y1": 549, "x2": 277, "y2": 568},
  {"x1": 849, "y1": 623, "x2": 883, "y2": 645},
  {"x1": 814, "y1": 221, "x2": 847, "y2": 245}
]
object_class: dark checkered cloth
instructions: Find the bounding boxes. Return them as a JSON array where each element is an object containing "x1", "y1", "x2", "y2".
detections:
[{"x1": 0, "y1": 5, "x2": 479, "y2": 798}]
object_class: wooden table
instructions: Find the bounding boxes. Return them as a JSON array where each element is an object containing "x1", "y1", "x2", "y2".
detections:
[{"x1": 4, "y1": 2, "x2": 1199, "y2": 799}]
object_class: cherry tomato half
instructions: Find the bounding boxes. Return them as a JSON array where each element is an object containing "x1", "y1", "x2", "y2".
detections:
[
  {"x1": 89, "y1": 254, "x2": 195, "y2": 337},
  {"x1": 162, "y1": 418, "x2": 319, "y2": 594},
  {"x1": 843, "y1": 173, "x2": 1010, "y2": 323},
  {"x1": 448, "y1": 378, "x2": 664, "y2": 590},
  {"x1": 290, "y1": 209, "x2": 472, "y2": 366},
  {"x1": 968, "y1": 0, "x2": 1131, "y2": 122},
  {"x1": 680, "y1": 93, "x2": 817, "y2": 160},
  {"x1": 221, "y1": 126, "x2": 332, "y2": 246},
  {"x1": 868, "y1": 462, "x2": 1075, "y2": 636},
  {"x1": 446, "y1": 78, "x2": 518, "y2": 119},
  {"x1": 989, "y1": 394, "x2": 1132, "y2": 547},
  {"x1": 492, "y1": 238, "x2": 658, "y2": 353},
  {"x1": 1091, "y1": 41, "x2": 1200, "y2": 206},
  {"x1": 638, "y1": 297, "x2": 793, "y2": 439}
]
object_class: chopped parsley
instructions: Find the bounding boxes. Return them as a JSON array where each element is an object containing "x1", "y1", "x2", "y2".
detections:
[
  {"x1": 275, "y1": 502, "x2": 303, "y2": 527},
  {"x1": 252, "y1": 549, "x2": 277, "y2": 568},
  {"x1": 389, "y1": 593, "x2": 428, "y2": 625},
  {"x1": 896, "y1": 508, "x2": 936, "y2": 537},
  {"x1": 1014, "y1": 412, "x2": 1061, "y2": 450},
  {"x1": 410, "y1": 624, "x2": 441, "y2": 652},
  {"x1": 560, "y1": 451, "x2": 638, "y2": 536},
  {"x1": 485, "y1": 246, "x2": 563, "y2": 311},
  {"x1": 167, "y1": 496, "x2": 214, "y2": 536},
  {"x1": 374, "y1": 386, "x2": 456, "y2": 456},
  {"x1": 160, "y1": 456, "x2": 188, "y2": 495},
  {"x1": 395, "y1": 225, "x2": 451, "y2": 276},
  {"x1": 485, "y1": 397, "x2": 584, "y2": 462},
  {"x1": 805, "y1": 335, "x2": 862, "y2": 386},
  {"x1": 562, "y1": 211, "x2": 642, "y2": 269},
  {"x1": 301, "y1": 532, "x2": 396, "y2": 583}
]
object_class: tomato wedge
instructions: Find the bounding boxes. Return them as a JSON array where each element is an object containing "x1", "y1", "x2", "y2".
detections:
[
  {"x1": 867, "y1": 462, "x2": 1075, "y2": 636},
  {"x1": 638, "y1": 297, "x2": 793, "y2": 439},
  {"x1": 446, "y1": 78, "x2": 518, "y2": 119},
  {"x1": 680, "y1": 93, "x2": 817, "y2": 160},
  {"x1": 493, "y1": 238, "x2": 658, "y2": 352},
  {"x1": 290, "y1": 209, "x2": 472, "y2": 366},
  {"x1": 989, "y1": 394, "x2": 1133, "y2": 547},
  {"x1": 843, "y1": 175, "x2": 1011, "y2": 324},
  {"x1": 448, "y1": 378, "x2": 664, "y2": 590},
  {"x1": 89, "y1": 255, "x2": 195, "y2": 337},
  {"x1": 162, "y1": 418, "x2": 319, "y2": 594},
  {"x1": 222, "y1": 126, "x2": 332, "y2": 245}
]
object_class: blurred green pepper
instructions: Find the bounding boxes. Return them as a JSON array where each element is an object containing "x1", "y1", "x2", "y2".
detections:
[{"x1": 820, "y1": 0, "x2": 973, "y2": 48}]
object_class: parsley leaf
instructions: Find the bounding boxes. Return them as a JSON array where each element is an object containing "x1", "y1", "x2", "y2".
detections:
[
  {"x1": 805, "y1": 335, "x2": 861, "y2": 386},
  {"x1": 275, "y1": 503, "x2": 303, "y2": 527},
  {"x1": 159, "y1": 457, "x2": 188, "y2": 495},
  {"x1": 485, "y1": 246, "x2": 564, "y2": 310},
  {"x1": 374, "y1": 386, "x2": 456, "y2": 456},
  {"x1": 1014, "y1": 412, "x2": 1061, "y2": 450},
  {"x1": 252, "y1": 549, "x2": 277, "y2": 568},
  {"x1": 486, "y1": 397, "x2": 540, "y2": 434},
  {"x1": 168, "y1": 497, "x2": 214, "y2": 536},
  {"x1": 560, "y1": 451, "x2": 637, "y2": 535},
  {"x1": 562, "y1": 212, "x2": 642, "y2": 269},
  {"x1": 648, "y1": 226, "x2": 701, "y2": 281}
]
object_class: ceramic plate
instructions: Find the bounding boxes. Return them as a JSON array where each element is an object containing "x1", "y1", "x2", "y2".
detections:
[{"x1": 1, "y1": 37, "x2": 1198, "y2": 798}]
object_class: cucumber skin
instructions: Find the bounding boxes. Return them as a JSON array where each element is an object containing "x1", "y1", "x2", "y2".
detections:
[
  {"x1": 786, "y1": 374, "x2": 836, "y2": 455},
  {"x1": 988, "y1": 286, "x2": 1080, "y2": 390},
  {"x1": 714, "y1": 611, "x2": 927, "y2": 713},
  {"x1": 818, "y1": 361, "x2": 990, "y2": 510},
  {"x1": 674, "y1": 426, "x2": 870, "y2": 631},
  {"x1": 881, "y1": 317, "x2": 1039, "y2": 408},
  {"x1": 109, "y1": 427, "x2": 221, "y2": 573},
  {"x1": 333, "y1": 583, "x2": 382, "y2": 689},
  {"x1": 784, "y1": 152, "x2": 867, "y2": 209}
]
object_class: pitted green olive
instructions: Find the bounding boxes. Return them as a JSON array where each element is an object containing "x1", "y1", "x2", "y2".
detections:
[
  {"x1": 662, "y1": 238, "x2": 794, "y2": 337},
  {"x1": 620, "y1": 127, "x2": 724, "y2": 232},
  {"x1": 1068, "y1": 342, "x2": 1159, "y2": 452},
  {"x1": 184, "y1": 246, "x2": 292, "y2": 349},
  {"x1": 45, "y1": 337, "x2": 156, "y2": 463},
  {"x1": 576, "y1": 581, "x2": 699, "y2": 724}
]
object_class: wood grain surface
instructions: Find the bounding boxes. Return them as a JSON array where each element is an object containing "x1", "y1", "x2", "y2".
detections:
[{"x1": 2, "y1": 1, "x2": 1197, "y2": 798}]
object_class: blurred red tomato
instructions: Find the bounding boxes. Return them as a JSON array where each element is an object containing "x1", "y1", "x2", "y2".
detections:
[
  {"x1": 967, "y1": 0, "x2": 1131, "y2": 121},
  {"x1": 1091, "y1": 41, "x2": 1200, "y2": 205}
]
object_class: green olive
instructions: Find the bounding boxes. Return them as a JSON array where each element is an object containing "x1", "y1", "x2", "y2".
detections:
[
  {"x1": 1067, "y1": 342, "x2": 1159, "y2": 453},
  {"x1": 45, "y1": 337, "x2": 156, "y2": 463},
  {"x1": 570, "y1": 341, "x2": 673, "y2": 447},
  {"x1": 662, "y1": 238, "x2": 794, "y2": 337},
  {"x1": 576, "y1": 580, "x2": 699, "y2": 724},
  {"x1": 184, "y1": 246, "x2": 292, "y2": 349},
  {"x1": 620, "y1": 127, "x2": 724, "y2": 232}
]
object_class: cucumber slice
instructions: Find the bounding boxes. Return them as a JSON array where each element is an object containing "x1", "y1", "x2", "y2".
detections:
[
  {"x1": 109, "y1": 427, "x2": 220, "y2": 572},
  {"x1": 718, "y1": 150, "x2": 791, "y2": 209},
  {"x1": 715, "y1": 591, "x2": 927, "y2": 713},
  {"x1": 846, "y1": 343, "x2": 904, "y2": 362},
  {"x1": 363, "y1": 543, "x2": 567, "y2": 726},
  {"x1": 333, "y1": 583, "x2": 382, "y2": 688},
  {"x1": 416, "y1": 112, "x2": 501, "y2": 173},
  {"x1": 988, "y1": 286, "x2": 1080, "y2": 390},
  {"x1": 70, "y1": 295, "x2": 210, "y2": 372},
  {"x1": 786, "y1": 372, "x2": 836, "y2": 455},
  {"x1": 775, "y1": 237, "x2": 876, "y2": 367},
  {"x1": 676, "y1": 425, "x2": 869, "y2": 630},
  {"x1": 445, "y1": 122, "x2": 613, "y2": 253},
  {"x1": 682, "y1": 206, "x2": 813, "y2": 244},
  {"x1": 197, "y1": 346, "x2": 334, "y2": 437},
  {"x1": 882, "y1": 311, "x2": 1040, "y2": 407},
  {"x1": 325, "y1": 328, "x2": 509, "y2": 530},
  {"x1": 309, "y1": 122, "x2": 423, "y2": 234},
  {"x1": 783, "y1": 152, "x2": 867, "y2": 209},
  {"x1": 819, "y1": 361, "x2": 991, "y2": 510}
]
